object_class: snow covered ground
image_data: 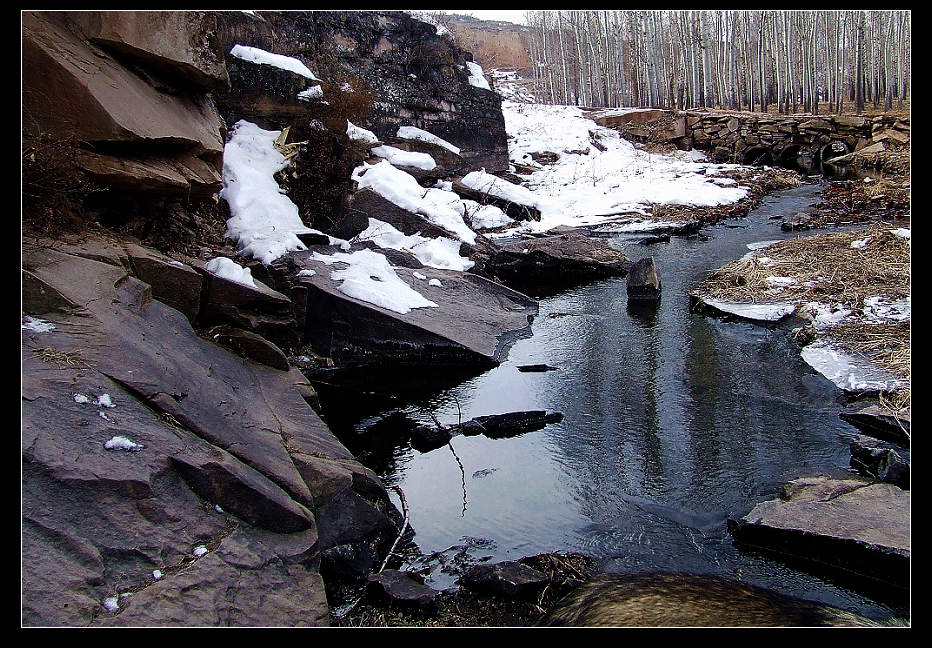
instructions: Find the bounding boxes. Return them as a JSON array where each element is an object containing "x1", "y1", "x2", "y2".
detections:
[{"x1": 497, "y1": 101, "x2": 749, "y2": 234}]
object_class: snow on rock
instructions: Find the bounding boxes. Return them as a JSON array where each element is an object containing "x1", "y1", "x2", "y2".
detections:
[
  {"x1": 297, "y1": 85, "x2": 324, "y2": 102},
  {"x1": 22, "y1": 316, "x2": 55, "y2": 333},
  {"x1": 96, "y1": 394, "x2": 115, "y2": 408},
  {"x1": 863, "y1": 296, "x2": 910, "y2": 322},
  {"x1": 461, "y1": 169, "x2": 549, "y2": 212},
  {"x1": 73, "y1": 394, "x2": 91, "y2": 404},
  {"x1": 851, "y1": 236, "x2": 872, "y2": 249},
  {"x1": 591, "y1": 219, "x2": 679, "y2": 234},
  {"x1": 396, "y1": 126, "x2": 461, "y2": 155},
  {"x1": 193, "y1": 545, "x2": 208, "y2": 557},
  {"x1": 462, "y1": 200, "x2": 513, "y2": 230},
  {"x1": 102, "y1": 596, "x2": 120, "y2": 612},
  {"x1": 297, "y1": 269, "x2": 317, "y2": 277},
  {"x1": 413, "y1": 271, "x2": 427, "y2": 280},
  {"x1": 801, "y1": 342, "x2": 905, "y2": 393},
  {"x1": 371, "y1": 145, "x2": 437, "y2": 170},
  {"x1": 352, "y1": 161, "x2": 476, "y2": 244},
  {"x1": 104, "y1": 436, "x2": 144, "y2": 452},
  {"x1": 230, "y1": 44, "x2": 319, "y2": 80},
  {"x1": 428, "y1": 278, "x2": 443, "y2": 287},
  {"x1": 204, "y1": 257, "x2": 257, "y2": 288},
  {"x1": 220, "y1": 120, "x2": 326, "y2": 264},
  {"x1": 347, "y1": 120, "x2": 379, "y2": 144},
  {"x1": 702, "y1": 298, "x2": 796, "y2": 322},
  {"x1": 356, "y1": 218, "x2": 474, "y2": 271},
  {"x1": 152, "y1": 570, "x2": 163, "y2": 580},
  {"x1": 465, "y1": 61, "x2": 491, "y2": 90},
  {"x1": 311, "y1": 248, "x2": 438, "y2": 314}
]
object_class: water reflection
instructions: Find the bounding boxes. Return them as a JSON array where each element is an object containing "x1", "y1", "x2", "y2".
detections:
[{"x1": 314, "y1": 184, "x2": 905, "y2": 621}]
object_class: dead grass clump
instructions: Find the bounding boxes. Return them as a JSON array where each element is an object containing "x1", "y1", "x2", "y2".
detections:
[
  {"x1": 695, "y1": 224, "x2": 910, "y2": 308},
  {"x1": 822, "y1": 321, "x2": 910, "y2": 381},
  {"x1": 30, "y1": 346, "x2": 88, "y2": 368}
]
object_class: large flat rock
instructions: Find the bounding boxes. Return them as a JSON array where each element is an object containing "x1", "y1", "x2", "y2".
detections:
[
  {"x1": 487, "y1": 231, "x2": 629, "y2": 296},
  {"x1": 728, "y1": 476, "x2": 909, "y2": 592},
  {"x1": 22, "y1": 237, "x2": 399, "y2": 625},
  {"x1": 291, "y1": 247, "x2": 537, "y2": 368}
]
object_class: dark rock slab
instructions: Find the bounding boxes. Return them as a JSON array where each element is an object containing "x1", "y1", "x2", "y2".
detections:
[
  {"x1": 728, "y1": 476, "x2": 910, "y2": 592},
  {"x1": 840, "y1": 404, "x2": 910, "y2": 448},
  {"x1": 292, "y1": 247, "x2": 537, "y2": 368},
  {"x1": 850, "y1": 437, "x2": 909, "y2": 489},
  {"x1": 626, "y1": 256, "x2": 661, "y2": 303},
  {"x1": 198, "y1": 263, "x2": 298, "y2": 348},
  {"x1": 213, "y1": 325, "x2": 290, "y2": 371},
  {"x1": 486, "y1": 232, "x2": 629, "y2": 296},
  {"x1": 348, "y1": 188, "x2": 466, "y2": 244},
  {"x1": 125, "y1": 243, "x2": 204, "y2": 322},
  {"x1": 458, "y1": 560, "x2": 549, "y2": 598},
  {"x1": 638, "y1": 233, "x2": 671, "y2": 245},
  {"x1": 410, "y1": 424, "x2": 455, "y2": 453},
  {"x1": 366, "y1": 570, "x2": 439, "y2": 612}
]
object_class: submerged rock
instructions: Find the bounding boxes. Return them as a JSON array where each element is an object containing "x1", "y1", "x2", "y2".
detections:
[
  {"x1": 458, "y1": 411, "x2": 564, "y2": 439},
  {"x1": 728, "y1": 476, "x2": 910, "y2": 593}
]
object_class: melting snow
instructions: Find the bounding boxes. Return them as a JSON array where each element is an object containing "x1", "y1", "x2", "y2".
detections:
[
  {"x1": 413, "y1": 271, "x2": 427, "y2": 280},
  {"x1": 371, "y1": 145, "x2": 437, "y2": 170},
  {"x1": 102, "y1": 596, "x2": 120, "y2": 612},
  {"x1": 465, "y1": 61, "x2": 491, "y2": 90},
  {"x1": 297, "y1": 269, "x2": 316, "y2": 277},
  {"x1": 863, "y1": 296, "x2": 910, "y2": 322},
  {"x1": 851, "y1": 237, "x2": 871, "y2": 249},
  {"x1": 152, "y1": 569, "x2": 163, "y2": 580},
  {"x1": 803, "y1": 302, "x2": 854, "y2": 328},
  {"x1": 297, "y1": 86, "x2": 324, "y2": 101},
  {"x1": 73, "y1": 394, "x2": 91, "y2": 404},
  {"x1": 765, "y1": 276, "x2": 796, "y2": 287},
  {"x1": 396, "y1": 126, "x2": 461, "y2": 154},
  {"x1": 205, "y1": 257, "x2": 257, "y2": 288},
  {"x1": 104, "y1": 436, "x2": 143, "y2": 451},
  {"x1": 312, "y1": 249, "x2": 438, "y2": 314},
  {"x1": 347, "y1": 121, "x2": 379, "y2": 144},
  {"x1": 702, "y1": 298, "x2": 796, "y2": 322},
  {"x1": 890, "y1": 228, "x2": 910, "y2": 239},
  {"x1": 801, "y1": 342, "x2": 905, "y2": 393},
  {"x1": 352, "y1": 161, "x2": 476, "y2": 244},
  {"x1": 96, "y1": 394, "x2": 115, "y2": 408},
  {"x1": 22, "y1": 316, "x2": 56, "y2": 333},
  {"x1": 193, "y1": 545, "x2": 208, "y2": 557},
  {"x1": 230, "y1": 44, "x2": 319, "y2": 80},
  {"x1": 220, "y1": 120, "x2": 333, "y2": 264},
  {"x1": 428, "y1": 278, "x2": 443, "y2": 287},
  {"x1": 356, "y1": 218, "x2": 474, "y2": 271}
]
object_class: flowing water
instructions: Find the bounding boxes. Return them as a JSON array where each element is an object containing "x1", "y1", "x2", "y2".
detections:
[{"x1": 316, "y1": 182, "x2": 908, "y2": 622}]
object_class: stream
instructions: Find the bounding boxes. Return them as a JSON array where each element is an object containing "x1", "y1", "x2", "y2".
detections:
[{"x1": 315, "y1": 181, "x2": 907, "y2": 622}]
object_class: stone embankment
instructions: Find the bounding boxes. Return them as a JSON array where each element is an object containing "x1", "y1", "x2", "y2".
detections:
[{"x1": 590, "y1": 107, "x2": 910, "y2": 170}]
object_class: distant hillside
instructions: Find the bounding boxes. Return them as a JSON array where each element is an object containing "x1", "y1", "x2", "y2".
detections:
[{"x1": 442, "y1": 13, "x2": 532, "y2": 77}]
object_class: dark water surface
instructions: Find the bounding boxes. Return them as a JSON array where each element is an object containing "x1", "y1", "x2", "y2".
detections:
[{"x1": 317, "y1": 182, "x2": 907, "y2": 621}]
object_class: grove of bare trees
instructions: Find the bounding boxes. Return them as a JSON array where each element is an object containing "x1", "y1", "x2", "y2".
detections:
[{"x1": 523, "y1": 10, "x2": 909, "y2": 114}]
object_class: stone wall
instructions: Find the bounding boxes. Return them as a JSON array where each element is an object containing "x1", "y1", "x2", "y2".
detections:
[{"x1": 590, "y1": 107, "x2": 910, "y2": 168}]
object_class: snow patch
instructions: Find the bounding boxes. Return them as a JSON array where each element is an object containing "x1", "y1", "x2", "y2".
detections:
[
  {"x1": 356, "y1": 218, "x2": 474, "y2": 271},
  {"x1": 851, "y1": 236, "x2": 871, "y2": 249},
  {"x1": 297, "y1": 269, "x2": 316, "y2": 277},
  {"x1": 801, "y1": 342, "x2": 905, "y2": 393},
  {"x1": 466, "y1": 61, "x2": 491, "y2": 90},
  {"x1": 22, "y1": 316, "x2": 55, "y2": 333},
  {"x1": 347, "y1": 120, "x2": 379, "y2": 144},
  {"x1": 428, "y1": 278, "x2": 443, "y2": 287},
  {"x1": 152, "y1": 570, "x2": 163, "y2": 580},
  {"x1": 230, "y1": 44, "x2": 319, "y2": 80},
  {"x1": 297, "y1": 85, "x2": 324, "y2": 102},
  {"x1": 312, "y1": 249, "x2": 438, "y2": 314},
  {"x1": 104, "y1": 436, "x2": 144, "y2": 452},
  {"x1": 102, "y1": 596, "x2": 120, "y2": 612},
  {"x1": 863, "y1": 296, "x2": 910, "y2": 322},
  {"x1": 205, "y1": 257, "x2": 257, "y2": 288},
  {"x1": 803, "y1": 302, "x2": 853, "y2": 328},
  {"x1": 371, "y1": 145, "x2": 436, "y2": 170},
  {"x1": 702, "y1": 298, "x2": 796, "y2": 322},
  {"x1": 352, "y1": 161, "x2": 476, "y2": 244},
  {"x1": 396, "y1": 126, "x2": 461, "y2": 154},
  {"x1": 890, "y1": 228, "x2": 910, "y2": 239},
  {"x1": 193, "y1": 545, "x2": 208, "y2": 557},
  {"x1": 220, "y1": 120, "x2": 331, "y2": 264}
]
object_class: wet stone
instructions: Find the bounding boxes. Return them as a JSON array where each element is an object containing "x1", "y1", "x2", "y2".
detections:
[
  {"x1": 458, "y1": 560, "x2": 549, "y2": 598},
  {"x1": 366, "y1": 570, "x2": 439, "y2": 612}
]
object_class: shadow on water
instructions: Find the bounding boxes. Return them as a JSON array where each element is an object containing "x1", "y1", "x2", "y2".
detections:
[{"x1": 310, "y1": 182, "x2": 907, "y2": 622}]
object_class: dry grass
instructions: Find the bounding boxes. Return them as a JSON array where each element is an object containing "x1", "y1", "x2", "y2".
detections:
[
  {"x1": 696, "y1": 225, "x2": 909, "y2": 307},
  {"x1": 30, "y1": 346, "x2": 88, "y2": 368},
  {"x1": 695, "y1": 225, "x2": 910, "y2": 391}
]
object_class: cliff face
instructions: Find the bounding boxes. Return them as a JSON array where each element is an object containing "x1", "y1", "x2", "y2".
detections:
[
  {"x1": 442, "y1": 14, "x2": 533, "y2": 77},
  {"x1": 215, "y1": 10, "x2": 508, "y2": 173}
]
